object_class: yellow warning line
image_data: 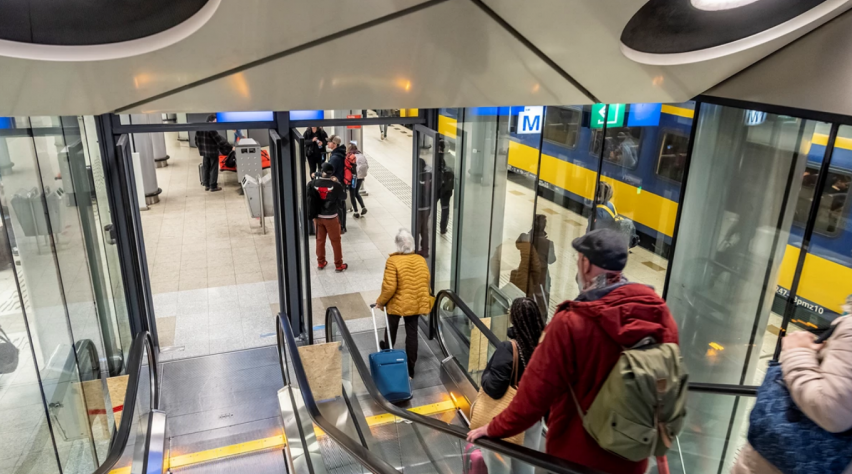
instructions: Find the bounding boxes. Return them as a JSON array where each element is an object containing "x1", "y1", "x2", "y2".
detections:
[
  {"x1": 168, "y1": 434, "x2": 287, "y2": 469},
  {"x1": 109, "y1": 400, "x2": 457, "y2": 472},
  {"x1": 314, "y1": 400, "x2": 458, "y2": 437}
]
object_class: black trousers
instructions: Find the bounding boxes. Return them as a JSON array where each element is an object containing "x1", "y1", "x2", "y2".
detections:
[
  {"x1": 307, "y1": 155, "x2": 322, "y2": 176},
  {"x1": 416, "y1": 209, "x2": 431, "y2": 258},
  {"x1": 439, "y1": 191, "x2": 452, "y2": 233},
  {"x1": 201, "y1": 154, "x2": 219, "y2": 187},
  {"x1": 384, "y1": 314, "x2": 419, "y2": 376},
  {"x1": 349, "y1": 180, "x2": 365, "y2": 212}
]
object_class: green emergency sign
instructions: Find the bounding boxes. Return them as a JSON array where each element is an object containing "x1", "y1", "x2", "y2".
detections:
[{"x1": 591, "y1": 103, "x2": 625, "y2": 129}]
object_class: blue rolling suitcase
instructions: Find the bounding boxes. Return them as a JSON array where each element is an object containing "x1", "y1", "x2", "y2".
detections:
[{"x1": 369, "y1": 305, "x2": 412, "y2": 403}]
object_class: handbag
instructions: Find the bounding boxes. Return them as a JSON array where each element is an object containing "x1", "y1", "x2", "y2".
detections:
[
  {"x1": 0, "y1": 325, "x2": 20, "y2": 374},
  {"x1": 748, "y1": 361, "x2": 852, "y2": 474},
  {"x1": 469, "y1": 341, "x2": 524, "y2": 445}
]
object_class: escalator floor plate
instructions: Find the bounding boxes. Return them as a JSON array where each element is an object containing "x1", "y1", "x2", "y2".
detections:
[{"x1": 169, "y1": 448, "x2": 287, "y2": 473}]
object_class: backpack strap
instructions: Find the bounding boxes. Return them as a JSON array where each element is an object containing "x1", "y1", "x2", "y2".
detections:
[
  {"x1": 510, "y1": 341, "x2": 520, "y2": 388},
  {"x1": 597, "y1": 203, "x2": 618, "y2": 219}
]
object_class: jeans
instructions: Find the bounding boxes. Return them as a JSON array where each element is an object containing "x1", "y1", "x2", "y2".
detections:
[
  {"x1": 201, "y1": 154, "x2": 219, "y2": 187},
  {"x1": 350, "y1": 180, "x2": 365, "y2": 212},
  {"x1": 315, "y1": 217, "x2": 343, "y2": 267},
  {"x1": 483, "y1": 420, "x2": 543, "y2": 474},
  {"x1": 384, "y1": 314, "x2": 419, "y2": 377}
]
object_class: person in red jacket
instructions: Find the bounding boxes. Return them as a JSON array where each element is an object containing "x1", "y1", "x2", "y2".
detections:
[{"x1": 468, "y1": 229, "x2": 679, "y2": 474}]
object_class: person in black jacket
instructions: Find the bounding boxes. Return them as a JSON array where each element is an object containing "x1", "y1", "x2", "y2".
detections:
[
  {"x1": 304, "y1": 126, "x2": 328, "y2": 176},
  {"x1": 326, "y1": 136, "x2": 349, "y2": 233},
  {"x1": 307, "y1": 162, "x2": 348, "y2": 272},
  {"x1": 195, "y1": 114, "x2": 233, "y2": 192},
  {"x1": 480, "y1": 297, "x2": 546, "y2": 474}
]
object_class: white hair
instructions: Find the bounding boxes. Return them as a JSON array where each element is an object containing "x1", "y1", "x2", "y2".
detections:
[{"x1": 395, "y1": 228, "x2": 415, "y2": 254}]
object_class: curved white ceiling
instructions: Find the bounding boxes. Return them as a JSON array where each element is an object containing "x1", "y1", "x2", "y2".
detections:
[
  {"x1": 0, "y1": 0, "x2": 220, "y2": 62},
  {"x1": 0, "y1": 0, "x2": 849, "y2": 116}
]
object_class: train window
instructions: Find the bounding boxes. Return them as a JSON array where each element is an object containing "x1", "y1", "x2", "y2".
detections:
[
  {"x1": 793, "y1": 167, "x2": 851, "y2": 236},
  {"x1": 656, "y1": 132, "x2": 690, "y2": 183},
  {"x1": 543, "y1": 107, "x2": 581, "y2": 148},
  {"x1": 589, "y1": 127, "x2": 642, "y2": 169}
]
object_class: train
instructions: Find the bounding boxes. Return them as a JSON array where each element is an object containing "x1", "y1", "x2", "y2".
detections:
[{"x1": 438, "y1": 105, "x2": 852, "y2": 329}]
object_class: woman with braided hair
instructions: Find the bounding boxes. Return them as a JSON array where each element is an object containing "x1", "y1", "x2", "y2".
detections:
[{"x1": 480, "y1": 297, "x2": 546, "y2": 474}]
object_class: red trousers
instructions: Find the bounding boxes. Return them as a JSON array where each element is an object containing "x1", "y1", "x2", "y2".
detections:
[{"x1": 315, "y1": 217, "x2": 343, "y2": 267}]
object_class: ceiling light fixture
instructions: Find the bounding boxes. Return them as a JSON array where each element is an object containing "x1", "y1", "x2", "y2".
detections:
[
  {"x1": 691, "y1": 0, "x2": 763, "y2": 10},
  {"x1": 620, "y1": 0, "x2": 845, "y2": 65}
]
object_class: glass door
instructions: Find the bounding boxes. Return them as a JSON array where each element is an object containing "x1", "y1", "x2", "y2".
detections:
[{"x1": 412, "y1": 125, "x2": 438, "y2": 277}]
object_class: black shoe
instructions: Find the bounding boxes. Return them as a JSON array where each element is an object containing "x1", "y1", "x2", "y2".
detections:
[
  {"x1": 353, "y1": 213, "x2": 360, "y2": 218},
  {"x1": 204, "y1": 186, "x2": 210, "y2": 191},
  {"x1": 360, "y1": 208, "x2": 367, "y2": 216},
  {"x1": 210, "y1": 186, "x2": 222, "y2": 192},
  {"x1": 379, "y1": 340, "x2": 388, "y2": 351}
]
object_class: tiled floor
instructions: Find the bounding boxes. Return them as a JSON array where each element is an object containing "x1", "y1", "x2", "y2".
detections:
[{"x1": 145, "y1": 125, "x2": 414, "y2": 360}]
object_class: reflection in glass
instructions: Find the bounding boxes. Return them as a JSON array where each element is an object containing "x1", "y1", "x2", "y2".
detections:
[
  {"x1": 1, "y1": 122, "x2": 98, "y2": 473},
  {"x1": 415, "y1": 134, "x2": 435, "y2": 262},
  {"x1": 434, "y1": 110, "x2": 459, "y2": 291},
  {"x1": 666, "y1": 104, "x2": 821, "y2": 473},
  {"x1": 789, "y1": 124, "x2": 852, "y2": 334},
  {"x1": 532, "y1": 105, "x2": 599, "y2": 318}
]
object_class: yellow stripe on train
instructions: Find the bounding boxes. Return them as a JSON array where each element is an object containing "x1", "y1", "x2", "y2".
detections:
[
  {"x1": 509, "y1": 141, "x2": 679, "y2": 237},
  {"x1": 776, "y1": 245, "x2": 851, "y2": 314}
]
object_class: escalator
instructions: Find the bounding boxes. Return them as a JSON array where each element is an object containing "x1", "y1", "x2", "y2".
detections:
[
  {"x1": 92, "y1": 292, "x2": 758, "y2": 474},
  {"x1": 310, "y1": 289, "x2": 760, "y2": 474},
  {"x1": 91, "y1": 318, "x2": 388, "y2": 474}
]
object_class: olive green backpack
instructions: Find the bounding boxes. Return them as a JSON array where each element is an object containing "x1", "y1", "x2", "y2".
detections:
[{"x1": 569, "y1": 341, "x2": 688, "y2": 461}]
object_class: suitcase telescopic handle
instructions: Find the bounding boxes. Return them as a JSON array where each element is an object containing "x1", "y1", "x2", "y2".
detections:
[{"x1": 369, "y1": 304, "x2": 391, "y2": 352}]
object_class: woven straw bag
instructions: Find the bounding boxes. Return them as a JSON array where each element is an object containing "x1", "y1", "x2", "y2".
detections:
[{"x1": 469, "y1": 341, "x2": 524, "y2": 445}]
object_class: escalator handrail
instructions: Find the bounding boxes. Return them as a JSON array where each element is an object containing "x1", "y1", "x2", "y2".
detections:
[
  {"x1": 430, "y1": 289, "x2": 502, "y2": 358},
  {"x1": 488, "y1": 283, "x2": 512, "y2": 311},
  {"x1": 276, "y1": 314, "x2": 402, "y2": 474},
  {"x1": 93, "y1": 331, "x2": 158, "y2": 474},
  {"x1": 431, "y1": 290, "x2": 761, "y2": 398},
  {"x1": 689, "y1": 383, "x2": 758, "y2": 397},
  {"x1": 326, "y1": 307, "x2": 606, "y2": 474}
]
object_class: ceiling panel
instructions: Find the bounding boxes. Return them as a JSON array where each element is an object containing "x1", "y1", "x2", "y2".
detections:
[
  {"x1": 0, "y1": 0, "x2": 426, "y2": 115},
  {"x1": 125, "y1": 0, "x2": 588, "y2": 114},
  {"x1": 482, "y1": 0, "x2": 852, "y2": 104},
  {"x1": 706, "y1": 10, "x2": 852, "y2": 117}
]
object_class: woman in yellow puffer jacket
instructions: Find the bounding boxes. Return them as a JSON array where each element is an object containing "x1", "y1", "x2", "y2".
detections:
[{"x1": 376, "y1": 229, "x2": 434, "y2": 378}]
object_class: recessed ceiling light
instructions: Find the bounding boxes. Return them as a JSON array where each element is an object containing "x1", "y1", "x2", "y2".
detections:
[
  {"x1": 620, "y1": 0, "x2": 845, "y2": 65},
  {"x1": 691, "y1": 0, "x2": 763, "y2": 11},
  {"x1": 0, "y1": 0, "x2": 219, "y2": 61}
]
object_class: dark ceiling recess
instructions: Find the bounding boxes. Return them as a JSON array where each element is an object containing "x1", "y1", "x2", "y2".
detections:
[
  {"x1": 621, "y1": 0, "x2": 828, "y2": 54},
  {"x1": 0, "y1": 0, "x2": 209, "y2": 45}
]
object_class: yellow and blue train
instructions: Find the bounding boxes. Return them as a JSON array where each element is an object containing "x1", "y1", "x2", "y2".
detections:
[{"x1": 438, "y1": 106, "x2": 852, "y2": 328}]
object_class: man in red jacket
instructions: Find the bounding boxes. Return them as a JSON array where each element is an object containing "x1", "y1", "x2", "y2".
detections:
[{"x1": 468, "y1": 229, "x2": 679, "y2": 474}]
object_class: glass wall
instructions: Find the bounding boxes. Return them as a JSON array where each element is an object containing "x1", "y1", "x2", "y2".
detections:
[
  {"x1": 439, "y1": 101, "x2": 852, "y2": 474},
  {"x1": 665, "y1": 105, "x2": 823, "y2": 473},
  {"x1": 0, "y1": 116, "x2": 132, "y2": 473}
]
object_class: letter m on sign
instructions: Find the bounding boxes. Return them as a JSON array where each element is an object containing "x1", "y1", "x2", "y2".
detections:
[{"x1": 523, "y1": 115, "x2": 540, "y2": 133}]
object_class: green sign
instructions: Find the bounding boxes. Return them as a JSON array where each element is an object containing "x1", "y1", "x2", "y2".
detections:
[{"x1": 591, "y1": 103, "x2": 625, "y2": 129}]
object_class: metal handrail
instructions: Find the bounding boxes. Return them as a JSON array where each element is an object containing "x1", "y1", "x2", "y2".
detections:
[
  {"x1": 431, "y1": 290, "x2": 761, "y2": 398},
  {"x1": 276, "y1": 314, "x2": 401, "y2": 474},
  {"x1": 325, "y1": 307, "x2": 605, "y2": 474},
  {"x1": 488, "y1": 283, "x2": 512, "y2": 311},
  {"x1": 689, "y1": 383, "x2": 758, "y2": 397},
  {"x1": 93, "y1": 331, "x2": 158, "y2": 474},
  {"x1": 430, "y1": 289, "x2": 502, "y2": 358}
]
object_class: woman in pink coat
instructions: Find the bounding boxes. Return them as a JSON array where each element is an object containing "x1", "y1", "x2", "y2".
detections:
[{"x1": 732, "y1": 299, "x2": 852, "y2": 474}]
